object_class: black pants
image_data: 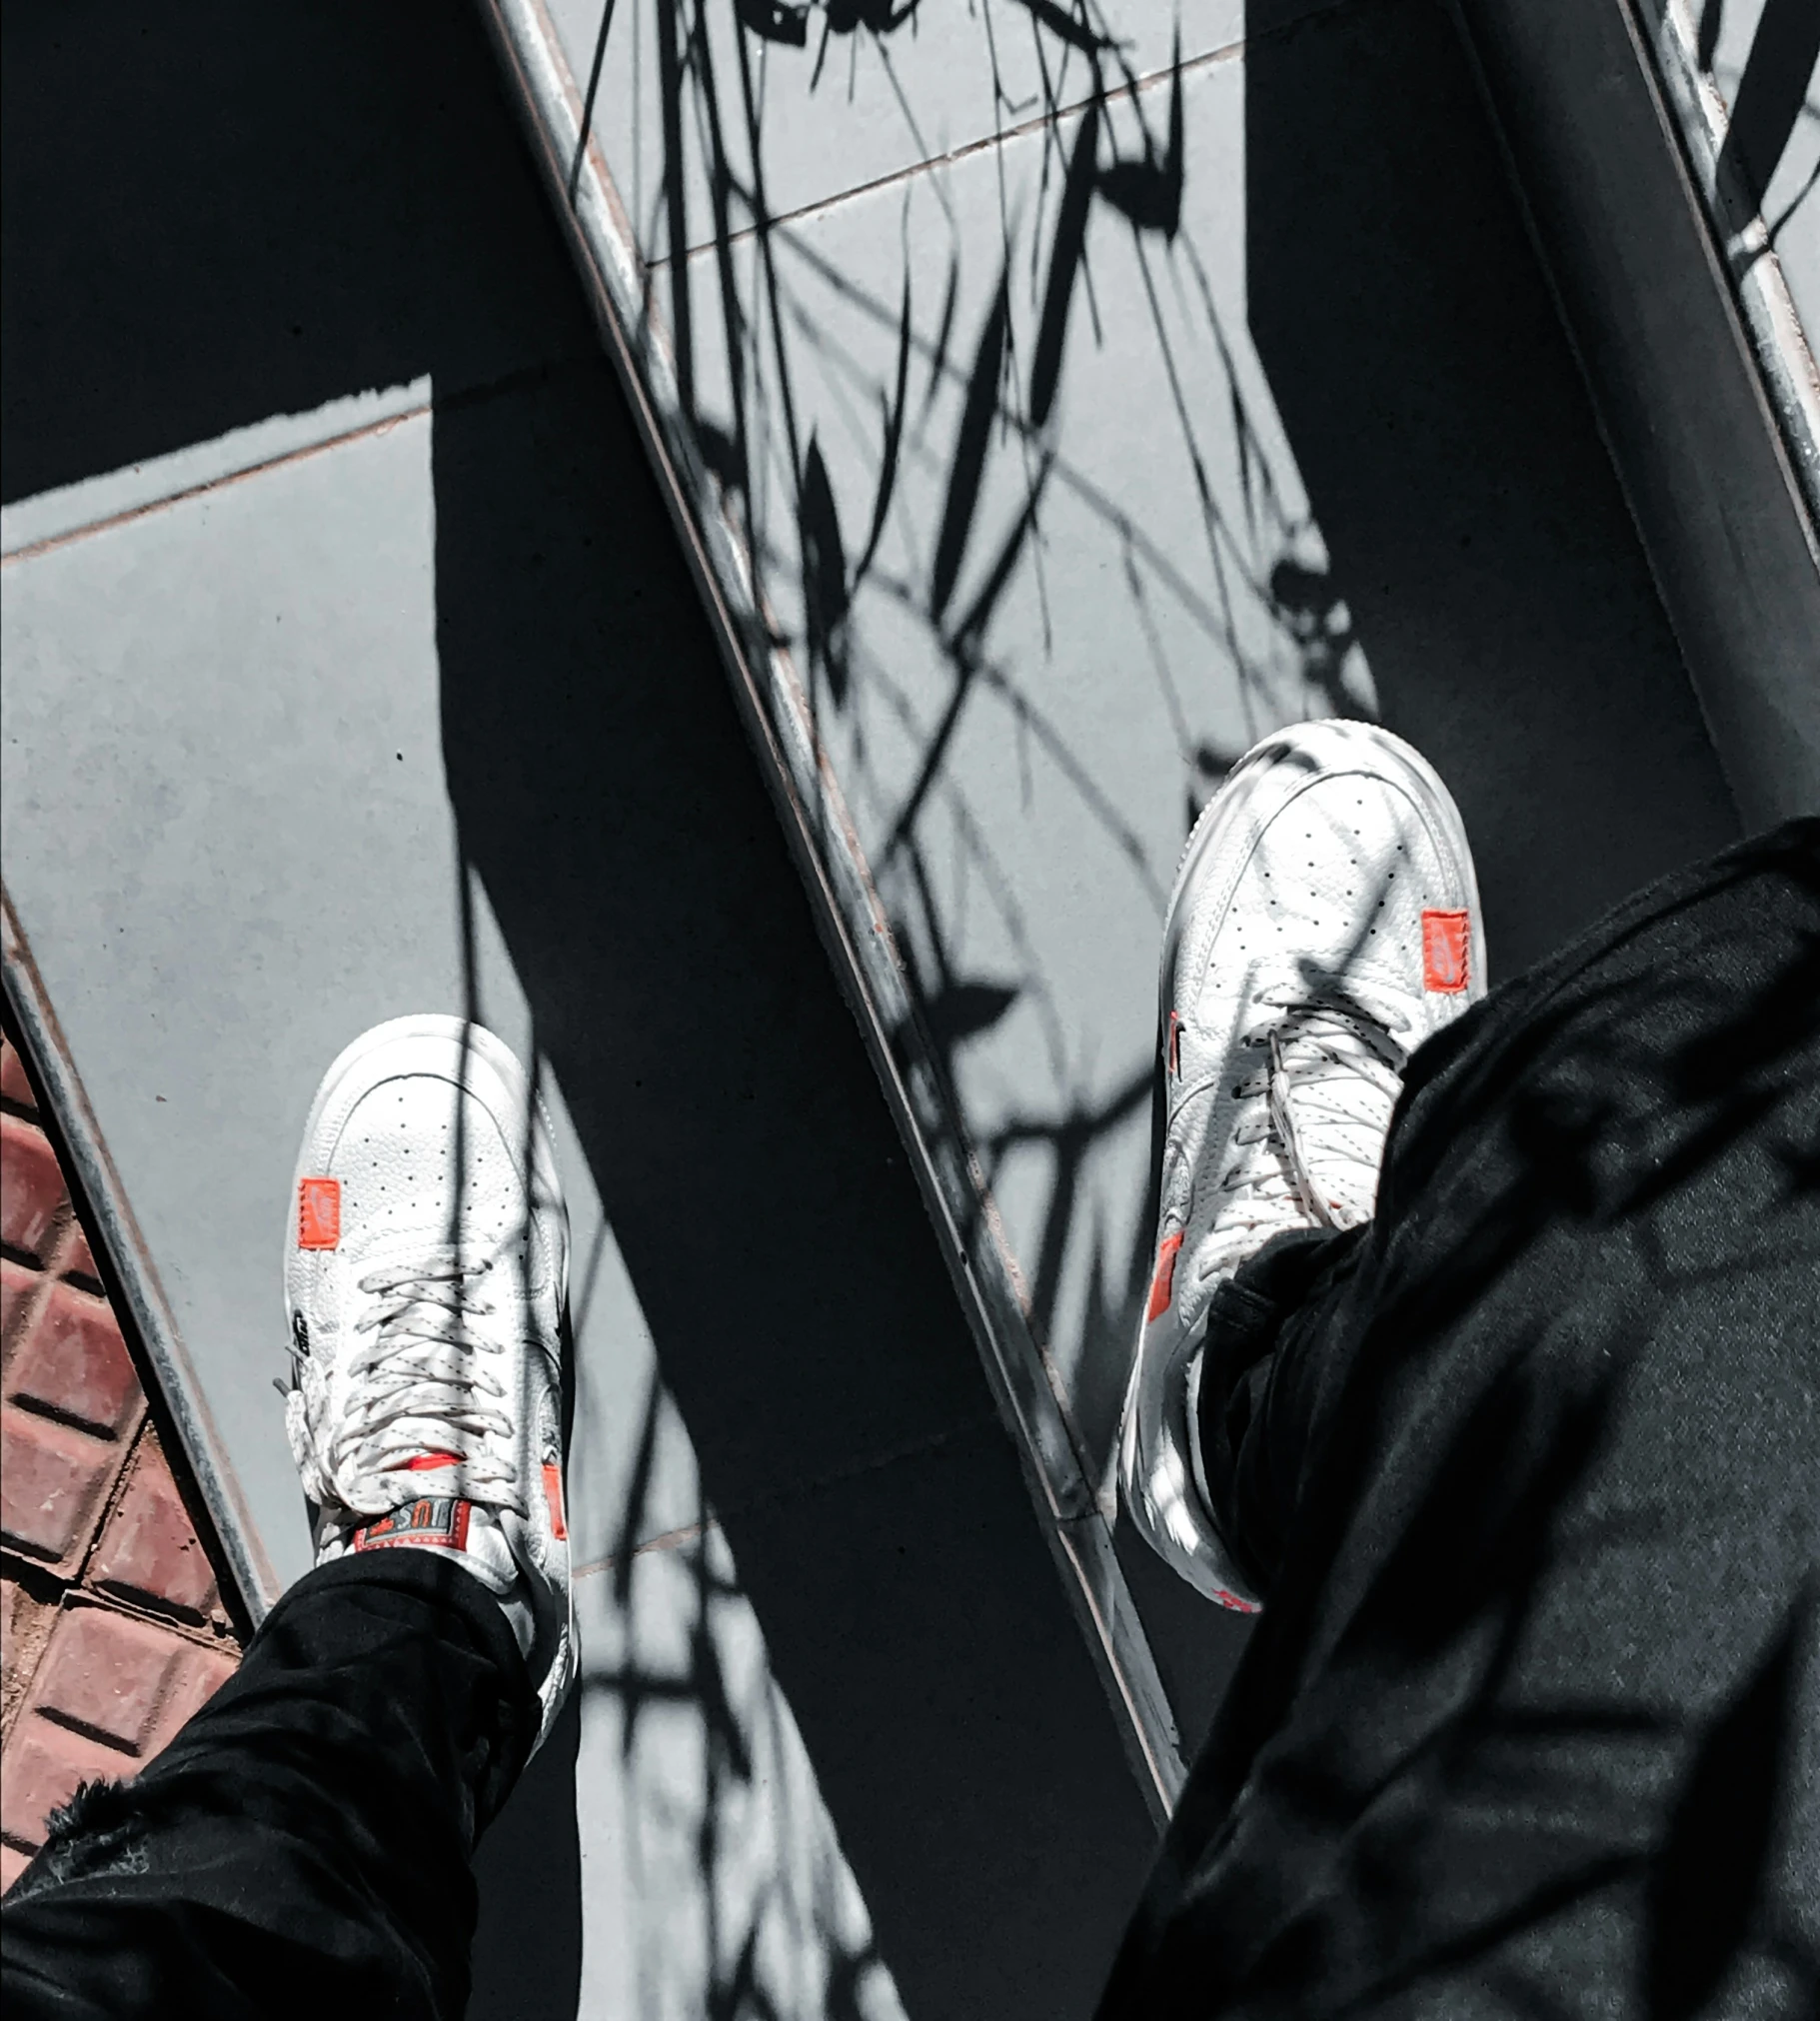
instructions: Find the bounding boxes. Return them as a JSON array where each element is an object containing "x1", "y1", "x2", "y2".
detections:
[
  {"x1": 1, "y1": 1555, "x2": 535, "y2": 2019},
  {"x1": 1100, "y1": 821, "x2": 1820, "y2": 2017},
  {"x1": 6, "y1": 826, "x2": 1818, "y2": 2019}
]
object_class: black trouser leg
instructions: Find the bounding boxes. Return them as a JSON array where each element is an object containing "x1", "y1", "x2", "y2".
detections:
[
  {"x1": 1, "y1": 1552, "x2": 534, "y2": 2021},
  {"x1": 1101, "y1": 821, "x2": 1820, "y2": 2018}
]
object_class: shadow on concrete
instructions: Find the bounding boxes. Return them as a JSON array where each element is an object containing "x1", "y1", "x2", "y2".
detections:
[
  {"x1": 0, "y1": 2, "x2": 595, "y2": 504},
  {"x1": 3, "y1": 0, "x2": 1758, "y2": 2009},
  {"x1": 2, "y1": 5, "x2": 1158, "y2": 2015},
  {"x1": 1242, "y1": 0, "x2": 1738, "y2": 981},
  {"x1": 431, "y1": 344, "x2": 1156, "y2": 2021}
]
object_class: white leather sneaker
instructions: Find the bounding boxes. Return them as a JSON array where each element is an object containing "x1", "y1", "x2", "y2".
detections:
[
  {"x1": 282, "y1": 1015, "x2": 574, "y2": 1750},
  {"x1": 1118, "y1": 720, "x2": 1486, "y2": 1608}
]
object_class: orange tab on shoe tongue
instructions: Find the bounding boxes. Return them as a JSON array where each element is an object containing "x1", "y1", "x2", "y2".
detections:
[{"x1": 401, "y1": 1450, "x2": 462, "y2": 1471}]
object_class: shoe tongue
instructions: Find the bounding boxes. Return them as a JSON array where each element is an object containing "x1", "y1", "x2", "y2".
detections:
[
  {"x1": 1189, "y1": 1203, "x2": 1309, "y2": 1302},
  {"x1": 348, "y1": 1494, "x2": 518, "y2": 1594},
  {"x1": 1272, "y1": 1060, "x2": 1398, "y2": 1231},
  {"x1": 455, "y1": 1505, "x2": 518, "y2": 1593}
]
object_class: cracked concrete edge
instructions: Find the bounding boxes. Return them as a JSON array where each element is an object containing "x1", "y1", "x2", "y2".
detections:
[{"x1": 474, "y1": 0, "x2": 1187, "y2": 1819}]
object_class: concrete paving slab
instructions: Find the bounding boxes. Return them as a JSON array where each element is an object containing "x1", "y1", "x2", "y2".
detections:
[
  {"x1": 565, "y1": 1533, "x2": 905, "y2": 2021},
  {"x1": 557, "y1": 1418, "x2": 1156, "y2": 2021},
  {"x1": 493, "y1": 0, "x2": 1743, "y2": 1799},
  {"x1": 672, "y1": 46, "x2": 1375, "y2": 1462},
  {"x1": 4, "y1": 404, "x2": 465, "y2": 1592},
  {"x1": 546, "y1": 0, "x2": 1327, "y2": 262},
  {"x1": 4, "y1": 5, "x2": 1160, "y2": 2009}
]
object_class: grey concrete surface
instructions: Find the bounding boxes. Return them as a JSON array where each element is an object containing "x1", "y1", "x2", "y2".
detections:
[
  {"x1": 0, "y1": 0, "x2": 1765, "y2": 2011},
  {"x1": 2, "y1": 6, "x2": 1158, "y2": 2016},
  {"x1": 500, "y1": 0, "x2": 1743, "y2": 1791}
]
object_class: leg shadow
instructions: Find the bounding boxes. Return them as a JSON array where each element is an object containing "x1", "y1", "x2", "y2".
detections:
[
  {"x1": 431, "y1": 353, "x2": 1157, "y2": 2019},
  {"x1": 1243, "y1": 0, "x2": 1738, "y2": 979},
  {"x1": 470, "y1": 1694, "x2": 583, "y2": 2021}
]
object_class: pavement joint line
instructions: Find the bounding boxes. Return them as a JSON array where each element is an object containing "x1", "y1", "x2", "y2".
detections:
[
  {"x1": 0, "y1": 395, "x2": 434, "y2": 568},
  {"x1": 1, "y1": 348, "x2": 609, "y2": 567},
  {"x1": 572, "y1": 1518, "x2": 713, "y2": 1581},
  {"x1": 571, "y1": 1405, "x2": 1003, "y2": 1580},
  {"x1": 640, "y1": 0, "x2": 1355, "y2": 272}
]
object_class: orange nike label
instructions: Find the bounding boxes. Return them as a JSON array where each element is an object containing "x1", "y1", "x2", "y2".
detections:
[
  {"x1": 1146, "y1": 1231, "x2": 1184, "y2": 1321},
  {"x1": 542, "y1": 1461, "x2": 568, "y2": 1542},
  {"x1": 1421, "y1": 910, "x2": 1470, "y2": 994},
  {"x1": 297, "y1": 1177, "x2": 342, "y2": 1249}
]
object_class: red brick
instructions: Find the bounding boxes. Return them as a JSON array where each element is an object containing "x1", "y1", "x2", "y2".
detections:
[
  {"x1": 25, "y1": 1605, "x2": 182, "y2": 1757},
  {"x1": 147, "y1": 1640, "x2": 238, "y2": 1749},
  {"x1": 90, "y1": 1430, "x2": 220, "y2": 1625},
  {"x1": 6, "y1": 1281, "x2": 142, "y2": 1438},
  {"x1": 1, "y1": 1116, "x2": 65, "y2": 1261},
  {"x1": 1, "y1": 1256, "x2": 41, "y2": 1345},
  {"x1": 60, "y1": 1219, "x2": 102, "y2": 1288},
  {"x1": 0, "y1": 1406, "x2": 119, "y2": 1568},
  {"x1": 1, "y1": 1840, "x2": 31, "y2": 1894},
  {"x1": 0, "y1": 1038, "x2": 35, "y2": 1113},
  {"x1": 0, "y1": 1718, "x2": 123, "y2": 1854}
]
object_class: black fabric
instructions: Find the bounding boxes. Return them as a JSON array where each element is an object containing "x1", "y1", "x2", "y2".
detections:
[
  {"x1": 4, "y1": 826, "x2": 1816, "y2": 2021},
  {"x1": 1, "y1": 1550, "x2": 535, "y2": 2021},
  {"x1": 1099, "y1": 819, "x2": 1820, "y2": 2018}
]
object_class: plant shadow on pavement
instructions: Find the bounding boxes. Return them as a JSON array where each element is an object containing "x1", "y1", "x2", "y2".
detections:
[
  {"x1": 5, "y1": 0, "x2": 1791, "y2": 2013},
  {"x1": 431, "y1": 339, "x2": 1158, "y2": 2021},
  {"x1": 3, "y1": 5, "x2": 1162, "y2": 2016}
]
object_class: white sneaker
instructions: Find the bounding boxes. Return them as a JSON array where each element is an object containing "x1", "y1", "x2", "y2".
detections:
[
  {"x1": 282, "y1": 1014, "x2": 574, "y2": 1750},
  {"x1": 1118, "y1": 720, "x2": 1486, "y2": 1609}
]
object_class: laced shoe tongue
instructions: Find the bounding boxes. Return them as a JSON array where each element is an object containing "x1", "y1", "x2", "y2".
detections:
[
  {"x1": 322, "y1": 1246, "x2": 528, "y2": 1519},
  {"x1": 1265, "y1": 1005, "x2": 1405, "y2": 1230}
]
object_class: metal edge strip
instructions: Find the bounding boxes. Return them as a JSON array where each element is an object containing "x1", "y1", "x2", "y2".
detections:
[
  {"x1": 472, "y1": 0, "x2": 1186, "y2": 1818},
  {"x1": 1637, "y1": 0, "x2": 1820, "y2": 549},
  {"x1": 2, "y1": 886, "x2": 280, "y2": 1624}
]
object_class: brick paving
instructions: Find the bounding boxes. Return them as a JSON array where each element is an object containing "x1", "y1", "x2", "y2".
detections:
[{"x1": 0, "y1": 1025, "x2": 244, "y2": 1893}]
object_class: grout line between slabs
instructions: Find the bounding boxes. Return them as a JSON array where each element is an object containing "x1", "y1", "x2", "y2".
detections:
[
  {"x1": 0, "y1": 349, "x2": 601, "y2": 566},
  {"x1": 642, "y1": 0, "x2": 1357, "y2": 270},
  {"x1": 0, "y1": 405, "x2": 434, "y2": 568}
]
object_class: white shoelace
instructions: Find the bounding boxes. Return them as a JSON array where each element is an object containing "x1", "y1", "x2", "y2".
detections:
[
  {"x1": 291, "y1": 1255, "x2": 524, "y2": 1513},
  {"x1": 1204, "y1": 984, "x2": 1406, "y2": 1265}
]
